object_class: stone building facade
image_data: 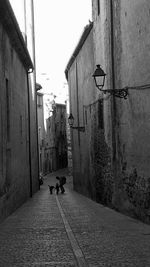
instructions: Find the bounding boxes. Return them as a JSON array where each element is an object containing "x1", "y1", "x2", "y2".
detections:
[
  {"x1": 0, "y1": 0, "x2": 39, "y2": 222},
  {"x1": 66, "y1": 0, "x2": 150, "y2": 223},
  {"x1": 45, "y1": 116, "x2": 57, "y2": 173},
  {"x1": 37, "y1": 91, "x2": 46, "y2": 175}
]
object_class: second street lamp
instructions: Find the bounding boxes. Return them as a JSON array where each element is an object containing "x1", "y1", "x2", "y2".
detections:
[{"x1": 68, "y1": 113, "x2": 85, "y2": 132}]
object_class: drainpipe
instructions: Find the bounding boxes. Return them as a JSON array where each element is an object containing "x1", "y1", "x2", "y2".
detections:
[
  {"x1": 75, "y1": 60, "x2": 81, "y2": 146},
  {"x1": 26, "y1": 70, "x2": 33, "y2": 197},
  {"x1": 110, "y1": 0, "x2": 118, "y2": 204},
  {"x1": 31, "y1": 0, "x2": 36, "y2": 75},
  {"x1": 31, "y1": 0, "x2": 40, "y2": 189},
  {"x1": 23, "y1": 0, "x2": 27, "y2": 45},
  {"x1": 67, "y1": 73, "x2": 75, "y2": 186},
  {"x1": 24, "y1": 0, "x2": 40, "y2": 192}
]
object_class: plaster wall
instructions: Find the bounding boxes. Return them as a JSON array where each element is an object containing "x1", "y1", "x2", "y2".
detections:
[
  {"x1": 112, "y1": 0, "x2": 150, "y2": 219},
  {"x1": 27, "y1": 75, "x2": 39, "y2": 195},
  {"x1": 0, "y1": 24, "x2": 31, "y2": 221},
  {"x1": 116, "y1": 0, "x2": 150, "y2": 176}
]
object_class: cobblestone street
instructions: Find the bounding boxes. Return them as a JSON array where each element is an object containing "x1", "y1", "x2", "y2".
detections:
[{"x1": 0, "y1": 169, "x2": 150, "y2": 267}]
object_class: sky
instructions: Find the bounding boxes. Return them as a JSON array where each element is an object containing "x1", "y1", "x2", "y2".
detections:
[{"x1": 9, "y1": 0, "x2": 92, "y2": 103}]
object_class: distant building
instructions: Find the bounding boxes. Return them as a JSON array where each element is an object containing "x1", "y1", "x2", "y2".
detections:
[
  {"x1": 0, "y1": 0, "x2": 39, "y2": 222},
  {"x1": 46, "y1": 103, "x2": 68, "y2": 172}
]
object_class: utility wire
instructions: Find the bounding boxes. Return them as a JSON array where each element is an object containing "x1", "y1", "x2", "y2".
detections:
[{"x1": 83, "y1": 83, "x2": 150, "y2": 109}]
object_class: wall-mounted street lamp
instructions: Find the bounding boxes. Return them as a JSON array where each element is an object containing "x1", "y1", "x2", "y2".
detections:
[
  {"x1": 68, "y1": 113, "x2": 85, "y2": 132},
  {"x1": 93, "y1": 65, "x2": 128, "y2": 99},
  {"x1": 92, "y1": 64, "x2": 106, "y2": 90},
  {"x1": 36, "y1": 83, "x2": 42, "y2": 91}
]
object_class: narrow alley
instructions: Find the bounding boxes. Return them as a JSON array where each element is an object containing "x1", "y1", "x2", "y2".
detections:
[{"x1": 0, "y1": 168, "x2": 150, "y2": 267}]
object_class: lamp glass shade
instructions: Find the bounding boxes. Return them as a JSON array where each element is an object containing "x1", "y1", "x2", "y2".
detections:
[
  {"x1": 68, "y1": 113, "x2": 74, "y2": 127},
  {"x1": 93, "y1": 65, "x2": 106, "y2": 89}
]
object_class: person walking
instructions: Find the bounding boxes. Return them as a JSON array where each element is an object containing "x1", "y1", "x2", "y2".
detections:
[{"x1": 56, "y1": 176, "x2": 66, "y2": 194}]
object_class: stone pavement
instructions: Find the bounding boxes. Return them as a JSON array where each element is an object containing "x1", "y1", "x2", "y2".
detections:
[{"x1": 0, "y1": 169, "x2": 150, "y2": 267}]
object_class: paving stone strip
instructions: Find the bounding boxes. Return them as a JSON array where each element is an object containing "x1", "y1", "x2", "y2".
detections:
[{"x1": 56, "y1": 195, "x2": 88, "y2": 267}]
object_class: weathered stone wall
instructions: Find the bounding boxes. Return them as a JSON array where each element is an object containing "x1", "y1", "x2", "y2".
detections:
[
  {"x1": 92, "y1": 0, "x2": 150, "y2": 222},
  {"x1": 114, "y1": 0, "x2": 150, "y2": 221}
]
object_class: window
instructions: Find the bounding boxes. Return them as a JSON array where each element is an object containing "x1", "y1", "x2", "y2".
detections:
[
  {"x1": 98, "y1": 99, "x2": 104, "y2": 129},
  {"x1": 20, "y1": 115, "x2": 23, "y2": 143},
  {"x1": 97, "y1": 0, "x2": 100, "y2": 16},
  {"x1": 85, "y1": 110, "x2": 88, "y2": 125},
  {"x1": 6, "y1": 79, "x2": 10, "y2": 142}
]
